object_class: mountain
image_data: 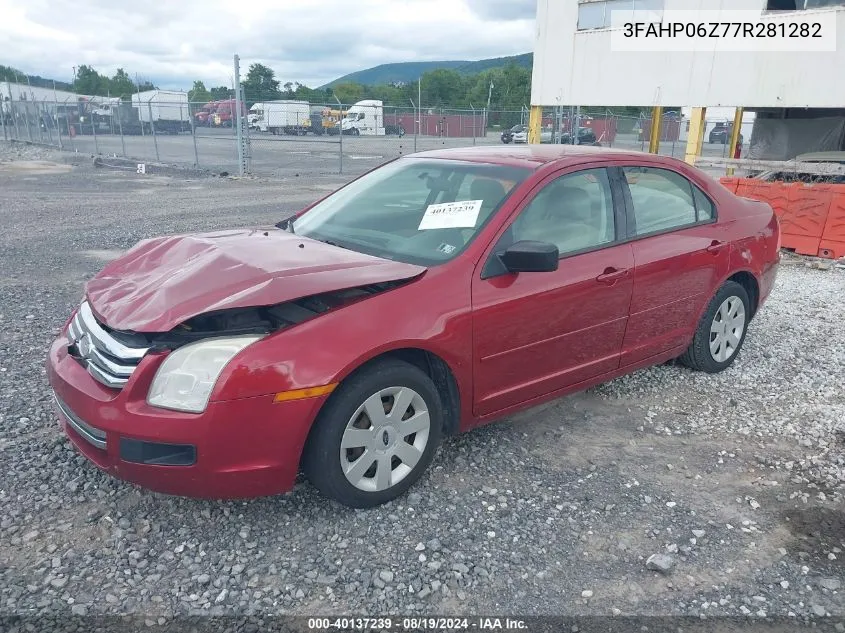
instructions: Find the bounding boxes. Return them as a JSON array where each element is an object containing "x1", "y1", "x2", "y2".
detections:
[
  {"x1": 0, "y1": 65, "x2": 73, "y2": 91},
  {"x1": 321, "y1": 53, "x2": 532, "y2": 88},
  {"x1": 455, "y1": 53, "x2": 533, "y2": 75}
]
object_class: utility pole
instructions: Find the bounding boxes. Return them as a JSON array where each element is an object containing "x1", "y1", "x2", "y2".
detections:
[{"x1": 485, "y1": 81, "x2": 494, "y2": 137}]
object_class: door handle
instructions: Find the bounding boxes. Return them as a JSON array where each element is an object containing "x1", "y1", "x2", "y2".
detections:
[
  {"x1": 706, "y1": 240, "x2": 727, "y2": 254},
  {"x1": 596, "y1": 267, "x2": 629, "y2": 284}
]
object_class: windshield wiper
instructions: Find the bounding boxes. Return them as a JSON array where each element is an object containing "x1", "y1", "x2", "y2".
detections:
[{"x1": 313, "y1": 237, "x2": 348, "y2": 250}]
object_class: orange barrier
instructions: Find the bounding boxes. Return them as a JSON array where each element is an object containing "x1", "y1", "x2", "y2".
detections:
[{"x1": 720, "y1": 178, "x2": 845, "y2": 259}]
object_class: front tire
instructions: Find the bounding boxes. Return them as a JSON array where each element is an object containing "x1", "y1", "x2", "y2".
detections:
[
  {"x1": 679, "y1": 281, "x2": 750, "y2": 373},
  {"x1": 303, "y1": 360, "x2": 443, "y2": 508}
]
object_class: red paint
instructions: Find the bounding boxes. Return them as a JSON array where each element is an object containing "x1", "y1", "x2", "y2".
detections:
[
  {"x1": 86, "y1": 228, "x2": 425, "y2": 332},
  {"x1": 47, "y1": 146, "x2": 780, "y2": 499}
]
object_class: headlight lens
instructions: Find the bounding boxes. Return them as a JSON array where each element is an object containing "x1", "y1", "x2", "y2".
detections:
[{"x1": 147, "y1": 335, "x2": 263, "y2": 413}]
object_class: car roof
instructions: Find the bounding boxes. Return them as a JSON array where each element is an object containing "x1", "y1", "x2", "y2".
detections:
[
  {"x1": 407, "y1": 144, "x2": 655, "y2": 170},
  {"x1": 793, "y1": 151, "x2": 845, "y2": 163}
]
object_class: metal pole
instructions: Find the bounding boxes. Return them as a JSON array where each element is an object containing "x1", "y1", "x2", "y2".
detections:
[
  {"x1": 136, "y1": 77, "x2": 145, "y2": 137},
  {"x1": 21, "y1": 96, "x2": 33, "y2": 142},
  {"x1": 25, "y1": 75, "x2": 40, "y2": 143},
  {"x1": 63, "y1": 98, "x2": 75, "y2": 151},
  {"x1": 574, "y1": 106, "x2": 582, "y2": 146},
  {"x1": 52, "y1": 82, "x2": 63, "y2": 150},
  {"x1": 91, "y1": 102, "x2": 99, "y2": 154},
  {"x1": 189, "y1": 99, "x2": 199, "y2": 167},
  {"x1": 334, "y1": 95, "x2": 343, "y2": 174},
  {"x1": 0, "y1": 99, "x2": 7, "y2": 142},
  {"x1": 410, "y1": 99, "x2": 417, "y2": 153},
  {"x1": 471, "y1": 106, "x2": 476, "y2": 146},
  {"x1": 116, "y1": 100, "x2": 126, "y2": 157},
  {"x1": 43, "y1": 101, "x2": 53, "y2": 146},
  {"x1": 12, "y1": 98, "x2": 21, "y2": 140},
  {"x1": 233, "y1": 54, "x2": 245, "y2": 176},
  {"x1": 148, "y1": 100, "x2": 159, "y2": 161}
]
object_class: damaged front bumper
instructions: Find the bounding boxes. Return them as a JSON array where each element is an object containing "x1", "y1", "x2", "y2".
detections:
[{"x1": 46, "y1": 334, "x2": 326, "y2": 499}]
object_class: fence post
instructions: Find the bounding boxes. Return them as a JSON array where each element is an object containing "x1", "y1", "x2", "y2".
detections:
[
  {"x1": 22, "y1": 99, "x2": 33, "y2": 142},
  {"x1": 147, "y1": 100, "x2": 160, "y2": 162},
  {"x1": 11, "y1": 99, "x2": 21, "y2": 140},
  {"x1": 41, "y1": 101, "x2": 52, "y2": 146},
  {"x1": 0, "y1": 99, "x2": 7, "y2": 142},
  {"x1": 334, "y1": 97, "x2": 343, "y2": 175},
  {"x1": 116, "y1": 100, "x2": 126, "y2": 157},
  {"x1": 91, "y1": 105, "x2": 99, "y2": 154},
  {"x1": 189, "y1": 101, "x2": 199, "y2": 167},
  {"x1": 409, "y1": 99, "x2": 417, "y2": 153},
  {"x1": 54, "y1": 100, "x2": 63, "y2": 149},
  {"x1": 233, "y1": 54, "x2": 246, "y2": 176}
]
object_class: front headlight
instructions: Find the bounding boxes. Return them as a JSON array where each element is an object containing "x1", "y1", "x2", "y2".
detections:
[{"x1": 147, "y1": 335, "x2": 263, "y2": 413}]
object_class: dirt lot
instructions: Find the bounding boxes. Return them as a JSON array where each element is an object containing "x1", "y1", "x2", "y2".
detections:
[{"x1": 0, "y1": 143, "x2": 843, "y2": 630}]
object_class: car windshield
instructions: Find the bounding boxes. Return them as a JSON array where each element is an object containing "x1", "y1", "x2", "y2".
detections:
[{"x1": 293, "y1": 158, "x2": 531, "y2": 266}]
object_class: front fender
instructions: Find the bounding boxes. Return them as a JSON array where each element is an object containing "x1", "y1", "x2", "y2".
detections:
[{"x1": 210, "y1": 266, "x2": 473, "y2": 408}]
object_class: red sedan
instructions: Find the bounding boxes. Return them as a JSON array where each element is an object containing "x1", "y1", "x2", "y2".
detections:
[{"x1": 47, "y1": 146, "x2": 780, "y2": 508}]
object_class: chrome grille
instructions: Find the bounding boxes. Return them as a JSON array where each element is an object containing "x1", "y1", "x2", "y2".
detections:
[{"x1": 66, "y1": 301, "x2": 149, "y2": 389}]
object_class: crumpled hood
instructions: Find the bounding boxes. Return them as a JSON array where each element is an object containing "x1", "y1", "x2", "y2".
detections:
[{"x1": 85, "y1": 228, "x2": 426, "y2": 332}]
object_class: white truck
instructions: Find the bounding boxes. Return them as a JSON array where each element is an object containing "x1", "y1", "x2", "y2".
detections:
[
  {"x1": 131, "y1": 90, "x2": 191, "y2": 134},
  {"x1": 340, "y1": 99, "x2": 405, "y2": 136},
  {"x1": 248, "y1": 103, "x2": 264, "y2": 130},
  {"x1": 341, "y1": 100, "x2": 385, "y2": 136},
  {"x1": 254, "y1": 100, "x2": 310, "y2": 135}
]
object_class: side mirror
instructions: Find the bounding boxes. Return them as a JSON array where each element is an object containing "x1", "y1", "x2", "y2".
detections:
[{"x1": 500, "y1": 240, "x2": 559, "y2": 273}]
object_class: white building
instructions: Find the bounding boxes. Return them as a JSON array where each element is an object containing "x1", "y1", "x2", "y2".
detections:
[
  {"x1": 530, "y1": 0, "x2": 845, "y2": 159},
  {"x1": 0, "y1": 82, "x2": 80, "y2": 106}
]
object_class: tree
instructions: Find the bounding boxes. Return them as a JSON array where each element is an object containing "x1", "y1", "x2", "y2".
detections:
[
  {"x1": 188, "y1": 80, "x2": 212, "y2": 104},
  {"x1": 209, "y1": 86, "x2": 232, "y2": 100},
  {"x1": 110, "y1": 68, "x2": 136, "y2": 99},
  {"x1": 332, "y1": 82, "x2": 364, "y2": 106},
  {"x1": 135, "y1": 79, "x2": 157, "y2": 92},
  {"x1": 74, "y1": 65, "x2": 109, "y2": 96},
  {"x1": 241, "y1": 63, "x2": 281, "y2": 105},
  {"x1": 419, "y1": 69, "x2": 465, "y2": 107}
]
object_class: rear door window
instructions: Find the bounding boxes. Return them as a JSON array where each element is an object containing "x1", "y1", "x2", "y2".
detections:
[{"x1": 623, "y1": 166, "x2": 699, "y2": 236}]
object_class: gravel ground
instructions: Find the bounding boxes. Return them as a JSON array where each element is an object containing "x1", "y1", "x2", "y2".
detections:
[{"x1": 0, "y1": 143, "x2": 843, "y2": 628}]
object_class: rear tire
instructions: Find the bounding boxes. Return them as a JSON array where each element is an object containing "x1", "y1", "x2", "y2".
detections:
[
  {"x1": 679, "y1": 281, "x2": 750, "y2": 373},
  {"x1": 303, "y1": 360, "x2": 443, "y2": 508}
]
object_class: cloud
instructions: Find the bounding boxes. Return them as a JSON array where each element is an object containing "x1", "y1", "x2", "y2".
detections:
[
  {"x1": 0, "y1": 0, "x2": 535, "y2": 89},
  {"x1": 465, "y1": 0, "x2": 537, "y2": 21}
]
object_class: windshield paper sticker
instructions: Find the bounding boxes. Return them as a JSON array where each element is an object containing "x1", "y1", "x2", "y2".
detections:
[{"x1": 418, "y1": 200, "x2": 483, "y2": 230}]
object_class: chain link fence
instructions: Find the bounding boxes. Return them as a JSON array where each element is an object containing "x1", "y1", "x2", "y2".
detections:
[{"x1": 2, "y1": 91, "x2": 748, "y2": 178}]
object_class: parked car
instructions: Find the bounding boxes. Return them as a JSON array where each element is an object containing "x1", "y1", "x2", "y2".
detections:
[
  {"x1": 501, "y1": 124, "x2": 525, "y2": 144},
  {"x1": 752, "y1": 151, "x2": 845, "y2": 184},
  {"x1": 504, "y1": 125, "x2": 598, "y2": 145},
  {"x1": 709, "y1": 122, "x2": 744, "y2": 146},
  {"x1": 47, "y1": 146, "x2": 780, "y2": 508},
  {"x1": 561, "y1": 127, "x2": 598, "y2": 145}
]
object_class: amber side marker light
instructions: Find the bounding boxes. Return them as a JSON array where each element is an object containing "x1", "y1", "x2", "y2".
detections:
[{"x1": 273, "y1": 384, "x2": 338, "y2": 403}]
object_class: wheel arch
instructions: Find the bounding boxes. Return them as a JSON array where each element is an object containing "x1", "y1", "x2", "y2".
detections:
[
  {"x1": 726, "y1": 270, "x2": 760, "y2": 319},
  {"x1": 329, "y1": 346, "x2": 463, "y2": 437}
]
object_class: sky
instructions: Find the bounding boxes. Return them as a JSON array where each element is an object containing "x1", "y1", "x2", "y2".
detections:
[{"x1": 0, "y1": 0, "x2": 536, "y2": 90}]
